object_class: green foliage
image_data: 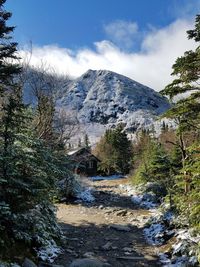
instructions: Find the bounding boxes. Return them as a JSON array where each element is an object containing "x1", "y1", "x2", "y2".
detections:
[
  {"x1": 0, "y1": 107, "x2": 70, "y2": 258},
  {"x1": 0, "y1": 0, "x2": 21, "y2": 96},
  {"x1": 160, "y1": 15, "x2": 200, "y2": 234},
  {"x1": 133, "y1": 133, "x2": 172, "y2": 192},
  {"x1": 78, "y1": 138, "x2": 82, "y2": 148},
  {"x1": 95, "y1": 124, "x2": 132, "y2": 175},
  {"x1": 173, "y1": 143, "x2": 200, "y2": 230},
  {"x1": 0, "y1": 1, "x2": 72, "y2": 261},
  {"x1": 160, "y1": 15, "x2": 200, "y2": 131},
  {"x1": 84, "y1": 133, "x2": 90, "y2": 149},
  {"x1": 170, "y1": 144, "x2": 182, "y2": 173}
]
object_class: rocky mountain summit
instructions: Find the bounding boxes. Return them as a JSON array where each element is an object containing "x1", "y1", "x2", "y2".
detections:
[{"x1": 57, "y1": 69, "x2": 170, "y2": 133}]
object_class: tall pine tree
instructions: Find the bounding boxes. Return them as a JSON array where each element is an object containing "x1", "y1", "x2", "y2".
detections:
[
  {"x1": 95, "y1": 124, "x2": 132, "y2": 174},
  {"x1": 0, "y1": 1, "x2": 68, "y2": 260},
  {"x1": 161, "y1": 14, "x2": 200, "y2": 232}
]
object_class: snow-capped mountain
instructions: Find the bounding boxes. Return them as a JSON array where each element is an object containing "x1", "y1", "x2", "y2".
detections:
[{"x1": 57, "y1": 69, "x2": 170, "y2": 134}]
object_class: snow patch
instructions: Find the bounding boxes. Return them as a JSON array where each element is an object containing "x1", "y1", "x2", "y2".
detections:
[
  {"x1": 119, "y1": 184, "x2": 158, "y2": 209},
  {"x1": 36, "y1": 240, "x2": 62, "y2": 263},
  {"x1": 159, "y1": 253, "x2": 189, "y2": 267},
  {"x1": 90, "y1": 174, "x2": 124, "y2": 181},
  {"x1": 118, "y1": 183, "x2": 199, "y2": 266},
  {"x1": 144, "y1": 223, "x2": 165, "y2": 245},
  {"x1": 57, "y1": 69, "x2": 170, "y2": 145},
  {"x1": 144, "y1": 211, "x2": 199, "y2": 266},
  {"x1": 75, "y1": 188, "x2": 95, "y2": 202}
]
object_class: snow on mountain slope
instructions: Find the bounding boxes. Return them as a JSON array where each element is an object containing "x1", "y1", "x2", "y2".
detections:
[{"x1": 57, "y1": 69, "x2": 170, "y2": 137}]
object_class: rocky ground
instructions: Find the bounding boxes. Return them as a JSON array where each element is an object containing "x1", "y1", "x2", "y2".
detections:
[{"x1": 55, "y1": 177, "x2": 161, "y2": 267}]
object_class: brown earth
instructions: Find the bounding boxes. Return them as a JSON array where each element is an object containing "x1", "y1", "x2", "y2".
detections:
[{"x1": 55, "y1": 178, "x2": 161, "y2": 267}]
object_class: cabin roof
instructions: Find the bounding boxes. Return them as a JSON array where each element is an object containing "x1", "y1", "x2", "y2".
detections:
[{"x1": 67, "y1": 147, "x2": 101, "y2": 162}]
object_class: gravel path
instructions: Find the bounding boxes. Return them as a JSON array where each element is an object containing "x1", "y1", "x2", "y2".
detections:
[{"x1": 55, "y1": 178, "x2": 161, "y2": 267}]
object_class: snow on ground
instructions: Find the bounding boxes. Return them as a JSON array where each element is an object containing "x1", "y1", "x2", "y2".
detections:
[
  {"x1": 90, "y1": 174, "x2": 125, "y2": 181},
  {"x1": 144, "y1": 223, "x2": 165, "y2": 245},
  {"x1": 143, "y1": 208, "x2": 199, "y2": 266},
  {"x1": 75, "y1": 175, "x2": 126, "y2": 202},
  {"x1": 144, "y1": 208, "x2": 200, "y2": 266},
  {"x1": 75, "y1": 188, "x2": 95, "y2": 202},
  {"x1": 119, "y1": 184, "x2": 158, "y2": 209},
  {"x1": 119, "y1": 183, "x2": 199, "y2": 266},
  {"x1": 36, "y1": 240, "x2": 63, "y2": 263}
]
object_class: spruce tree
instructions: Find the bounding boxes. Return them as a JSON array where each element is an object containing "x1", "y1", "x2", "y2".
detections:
[
  {"x1": 78, "y1": 138, "x2": 82, "y2": 148},
  {"x1": 84, "y1": 133, "x2": 90, "y2": 149},
  {"x1": 0, "y1": 1, "x2": 67, "y2": 260},
  {"x1": 161, "y1": 14, "x2": 200, "y2": 232},
  {"x1": 161, "y1": 14, "x2": 200, "y2": 193},
  {"x1": 0, "y1": 0, "x2": 24, "y2": 255},
  {"x1": 95, "y1": 124, "x2": 132, "y2": 174},
  {"x1": 160, "y1": 14, "x2": 200, "y2": 130},
  {"x1": 0, "y1": 0, "x2": 21, "y2": 95}
]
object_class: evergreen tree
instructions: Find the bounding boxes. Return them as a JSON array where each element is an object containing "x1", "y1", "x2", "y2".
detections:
[
  {"x1": 160, "y1": 14, "x2": 200, "y2": 232},
  {"x1": 0, "y1": 0, "x2": 21, "y2": 96},
  {"x1": 170, "y1": 144, "x2": 183, "y2": 173},
  {"x1": 160, "y1": 15, "x2": 200, "y2": 131},
  {"x1": 0, "y1": 0, "x2": 24, "y2": 246},
  {"x1": 84, "y1": 133, "x2": 90, "y2": 149},
  {"x1": 95, "y1": 124, "x2": 132, "y2": 174},
  {"x1": 133, "y1": 133, "x2": 173, "y2": 201},
  {"x1": 0, "y1": 1, "x2": 70, "y2": 260},
  {"x1": 161, "y1": 14, "x2": 200, "y2": 193},
  {"x1": 78, "y1": 138, "x2": 82, "y2": 148},
  {"x1": 173, "y1": 143, "x2": 200, "y2": 230}
]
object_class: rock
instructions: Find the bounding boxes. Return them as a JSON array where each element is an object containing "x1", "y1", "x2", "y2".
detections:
[
  {"x1": 22, "y1": 258, "x2": 37, "y2": 267},
  {"x1": 98, "y1": 205, "x2": 104, "y2": 209},
  {"x1": 144, "y1": 255, "x2": 156, "y2": 261},
  {"x1": 104, "y1": 209, "x2": 113, "y2": 215},
  {"x1": 115, "y1": 209, "x2": 127, "y2": 216},
  {"x1": 122, "y1": 247, "x2": 133, "y2": 252},
  {"x1": 130, "y1": 218, "x2": 138, "y2": 222},
  {"x1": 58, "y1": 69, "x2": 170, "y2": 134},
  {"x1": 66, "y1": 249, "x2": 74, "y2": 253},
  {"x1": 66, "y1": 237, "x2": 79, "y2": 241},
  {"x1": 101, "y1": 242, "x2": 112, "y2": 251},
  {"x1": 124, "y1": 252, "x2": 132, "y2": 255},
  {"x1": 39, "y1": 264, "x2": 64, "y2": 267},
  {"x1": 69, "y1": 258, "x2": 108, "y2": 267},
  {"x1": 110, "y1": 224, "x2": 131, "y2": 232},
  {"x1": 117, "y1": 256, "x2": 145, "y2": 260},
  {"x1": 83, "y1": 252, "x2": 95, "y2": 258}
]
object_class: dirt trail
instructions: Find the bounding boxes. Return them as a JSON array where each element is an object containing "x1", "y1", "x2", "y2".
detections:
[{"x1": 55, "y1": 178, "x2": 161, "y2": 267}]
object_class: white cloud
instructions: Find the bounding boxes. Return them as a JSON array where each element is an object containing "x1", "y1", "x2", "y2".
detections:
[
  {"x1": 19, "y1": 18, "x2": 197, "y2": 91},
  {"x1": 104, "y1": 20, "x2": 138, "y2": 49}
]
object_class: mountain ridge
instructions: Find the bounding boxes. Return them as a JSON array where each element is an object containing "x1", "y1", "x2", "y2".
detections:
[{"x1": 57, "y1": 69, "x2": 170, "y2": 133}]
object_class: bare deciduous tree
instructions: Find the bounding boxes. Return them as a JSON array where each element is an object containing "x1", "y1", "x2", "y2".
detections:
[{"x1": 54, "y1": 108, "x2": 80, "y2": 147}]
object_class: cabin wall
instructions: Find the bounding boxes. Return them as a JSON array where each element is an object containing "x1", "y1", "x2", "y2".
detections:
[{"x1": 85, "y1": 160, "x2": 98, "y2": 176}]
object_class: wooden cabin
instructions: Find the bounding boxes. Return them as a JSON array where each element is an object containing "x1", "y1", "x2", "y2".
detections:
[{"x1": 68, "y1": 147, "x2": 100, "y2": 176}]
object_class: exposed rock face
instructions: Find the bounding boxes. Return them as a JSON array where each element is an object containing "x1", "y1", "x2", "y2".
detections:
[
  {"x1": 69, "y1": 258, "x2": 109, "y2": 267},
  {"x1": 22, "y1": 258, "x2": 37, "y2": 267},
  {"x1": 57, "y1": 69, "x2": 170, "y2": 132}
]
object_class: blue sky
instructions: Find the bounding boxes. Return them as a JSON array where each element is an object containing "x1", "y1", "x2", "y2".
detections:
[
  {"x1": 6, "y1": 0, "x2": 198, "y2": 49},
  {"x1": 5, "y1": 0, "x2": 200, "y2": 90}
]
